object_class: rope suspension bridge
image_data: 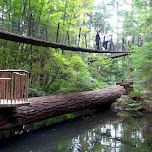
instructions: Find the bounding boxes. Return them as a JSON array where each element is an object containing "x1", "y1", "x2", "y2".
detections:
[{"x1": 0, "y1": 11, "x2": 131, "y2": 58}]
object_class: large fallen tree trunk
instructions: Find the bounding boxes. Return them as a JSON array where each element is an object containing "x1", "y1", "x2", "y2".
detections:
[{"x1": 0, "y1": 85, "x2": 126, "y2": 131}]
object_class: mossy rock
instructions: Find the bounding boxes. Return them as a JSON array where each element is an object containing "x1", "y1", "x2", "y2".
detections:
[
  {"x1": 117, "y1": 111, "x2": 143, "y2": 117},
  {"x1": 112, "y1": 95, "x2": 143, "y2": 111},
  {"x1": 116, "y1": 95, "x2": 132, "y2": 106},
  {"x1": 142, "y1": 100, "x2": 152, "y2": 112},
  {"x1": 117, "y1": 111, "x2": 133, "y2": 117},
  {"x1": 119, "y1": 95, "x2": 132, "y2": 101}
]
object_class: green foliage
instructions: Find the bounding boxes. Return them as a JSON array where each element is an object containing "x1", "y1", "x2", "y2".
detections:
[
  {"x1": 120, "y1": 0, "x2": 152, "y2": 96},
  {"x1": 117, "y1": 111, "x2": 134, "y2": 117},
  {"x1": 86, "y1": 1, "x2": 112, "y2": 32},
  {"x1": 28, "y1": 88, "x2": 46, "y2": 97},
  {"x1": 112, "y1": 95, "x2": 143, "y2": 112},
  {"x1": 88, "y1": 54, "x2": 126, "y2": 83},
  {"x1": 51, "y1": 55, "x2": 103, "y2": 94},
  {"x1": 130, "y1": 45, "x2": 152, "y2": 81},
  {"x1": 1, "y1": 0, "x2": 151, "y2": 98}
]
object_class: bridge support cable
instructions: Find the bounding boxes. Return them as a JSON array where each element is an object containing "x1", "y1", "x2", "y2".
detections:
[
  {"x1": 109, "y1": 53, "x2": 130, "y2": 59},
  {"x1": 87, "y1": 53, "x2": 130, "y2": 63}
]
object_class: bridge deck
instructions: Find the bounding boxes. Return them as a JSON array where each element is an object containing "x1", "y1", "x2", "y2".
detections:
[{"x1": 0, "y1": 100, "x2": 30, "y2": 107}]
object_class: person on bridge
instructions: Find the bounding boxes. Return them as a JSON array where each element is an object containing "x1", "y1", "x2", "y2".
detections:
[
  {"x1": 95, "y1": 31, "x2": 100, "y2": 50},
  {"x1": 103, "y1": 31, "x2": 109, "y2": 50},
  {"x1": 127, "y1": 33, "x2": 133, "y2": 48}
]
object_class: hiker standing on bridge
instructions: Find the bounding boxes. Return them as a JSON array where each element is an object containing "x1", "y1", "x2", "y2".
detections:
[
  {"x1": 95, "y1": 31, "x2": 100, "y2": 50},
  {"x1": 103, "y1": 31, "x2": 109, "y2": 50},
  {"x1": 127, "y1": 33, "x2": 133, "y2": 48}
]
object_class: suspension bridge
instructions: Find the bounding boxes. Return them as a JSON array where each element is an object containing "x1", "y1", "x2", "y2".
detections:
[
  {"x1": 0, "y1": 29, "x2": 129, "y2": 54},
  {"x1": 0, "y1": 11, "x2": 131, "y2": 57}
]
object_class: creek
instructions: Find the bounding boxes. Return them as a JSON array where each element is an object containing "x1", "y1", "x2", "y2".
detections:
[{"x1": 0, "y1": 109, "x2": 152, "y2": 152}]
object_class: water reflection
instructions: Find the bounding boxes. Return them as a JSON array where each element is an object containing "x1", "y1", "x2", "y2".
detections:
[{"x1": 0, "y1": 110, "x2": 152, "y2": 152}]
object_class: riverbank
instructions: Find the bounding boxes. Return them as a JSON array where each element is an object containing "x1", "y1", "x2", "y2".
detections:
[{"x1": 111, "y1": 92, "x2": 152, "y2": 113}]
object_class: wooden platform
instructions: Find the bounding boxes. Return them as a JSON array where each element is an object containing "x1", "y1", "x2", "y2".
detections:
[
  {"x1": 0, "y1": 103, "x2": 30, "y2": 108},
  {"x1": 0, "y1": 99, "x2": 30, "y2": 107},
  {"x1": 0, "y1": 70, "x2": 29, "y2": 108}
]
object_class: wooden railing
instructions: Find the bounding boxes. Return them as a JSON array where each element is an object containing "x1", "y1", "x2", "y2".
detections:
[{"x1": 0, "y1": 70, "x2": 29, "y2": 106}]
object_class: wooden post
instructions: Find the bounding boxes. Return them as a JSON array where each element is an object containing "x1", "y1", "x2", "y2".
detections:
[
  {"x1": 14, "y1": 74, "x2": 17, "y2": 103},
  {"x1": 6, "y1": 74, "x2": 8, "y2": 103},
  {"x1": 8, "y1": 74, "x2": 11, "y2": 101},
  {"x1": 0, "y1": 80, "x2": 2, "y2": 104},
  {"x1": 110, "y1": 35, "x2": 112, "y2": 51},
  {"x1": 56, "y1": 22, "x2": 60, "y2": 43},
  {"x1": 85, "y1": 33, "x2": 87, "y2": 48},
  {"x1": 78, "y1": 28, "x2": 81, "y2": 47},
  {"x1": 25, "y1": 74, "x2": 29, "y2": 103},
  {"x1": 67, "y1": 31, "x2": 70, "y2": 45},
  {"x1": 20, "y1": 75, "x2": 23, "y2": 102},
  {"x1": 17, "y1": 74, "x2": 20, "y2": 103},
  {"x1": 28, "y1": 13, "x2": 32, "y2": 37},
  {"x1": 24, "y1": 74, "x2": 28, "y2": 103},
  {"x1": 18, "y1": 16, "x2": 21, "y2": 34},
  {"x1": 1, "y1": 73, "x2": 5, "y2": 101},
  {"x1": 0, "y1": 73, "x2": 1, "y2": 103},
  {"x1": 11, "y1": 72, "x2": 13, "y2": 103},
  {"x1": 122, "y1": 37, "x2": 125, "y2": 51},
  {"x1": 45, "y1": 24, "x2": 48, "y2": 41}
]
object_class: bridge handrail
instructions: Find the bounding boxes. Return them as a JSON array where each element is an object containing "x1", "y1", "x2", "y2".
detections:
[{"x1": 0, "y1": 70, "x2": 29, "y2": 74}]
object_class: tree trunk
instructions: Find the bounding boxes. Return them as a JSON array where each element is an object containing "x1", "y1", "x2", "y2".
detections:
[{"x1": 0, "y1": 85, "x2": 126, "y2": 131}]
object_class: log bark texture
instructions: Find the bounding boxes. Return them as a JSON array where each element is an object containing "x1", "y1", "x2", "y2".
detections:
[{"x1": 0, "y1": 85, "x2": 126, "y2": 131}]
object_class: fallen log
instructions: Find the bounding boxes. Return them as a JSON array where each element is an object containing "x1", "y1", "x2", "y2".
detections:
[{"x1": 0, "y1": 85, "x2": 126, "y2": 131}]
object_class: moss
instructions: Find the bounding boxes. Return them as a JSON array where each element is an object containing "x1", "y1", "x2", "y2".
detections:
[
  {"x1": 112, "y1": 95, "x2": 143, "y2": 112},
  {"x1": 117, "y1": 111, "x2": 133, "y2": 117},
  {"x1": 142, "y1": 100, "x2": 152, "y2": 112},
  {"x1": 0, "y1": 109, "x2": 97, "y2": 142},
  {"x1": 117, "y1": 111, "x2": 143, "y2": 118}
]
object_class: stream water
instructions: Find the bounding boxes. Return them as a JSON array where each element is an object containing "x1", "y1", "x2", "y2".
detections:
[{"x1": 0, "y1": 109, "x2": 152, "y2": 152}]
